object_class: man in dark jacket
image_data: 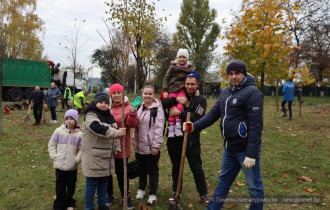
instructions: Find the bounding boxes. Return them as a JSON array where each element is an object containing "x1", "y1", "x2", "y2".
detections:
[
  {"x1": 28, "y1": 86, "x2": 45, "y2": 126},
  {"x1": 184, "y1": 59, "x2": 264, "y2": 210},
  {"x1": 162, "y1": 72, "x2": 209, "y2": 204}
]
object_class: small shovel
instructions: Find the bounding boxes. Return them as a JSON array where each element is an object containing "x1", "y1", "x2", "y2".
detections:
[{"x1": 24, "y1": 105, "x2": 31, "y2": 123}]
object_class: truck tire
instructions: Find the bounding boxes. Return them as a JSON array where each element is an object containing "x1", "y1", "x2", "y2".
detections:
[
  {"x1": 9, "y1": 87, "x2": 24, "y2": 101},
  {"x1": 24, "y1": 88, "x2": 34, "y2": 100}
]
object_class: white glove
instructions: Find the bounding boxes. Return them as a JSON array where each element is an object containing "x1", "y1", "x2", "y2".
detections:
[{"x1": 243, "y1": 157, "x2": 256, "y2": 169}]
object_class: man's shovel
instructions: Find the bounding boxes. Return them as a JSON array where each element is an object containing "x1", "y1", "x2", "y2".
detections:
[
  {"x1": 168, "y1": 112, "x2": 191, "y2": 210},
  {"x1": 24, "y1": 105, "x2": 31, "y2": 123}
]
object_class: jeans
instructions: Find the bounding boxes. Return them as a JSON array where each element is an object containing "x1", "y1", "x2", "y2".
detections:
[
  {"x1": 281, "y1": 101, "x2": 292, "y2": 118},
  {"x1": 207, "y1": 148, "x2": 264, "y2": 210},
  {"x1": 84, "y1": 176, "x2": 108, "y2": 210}
]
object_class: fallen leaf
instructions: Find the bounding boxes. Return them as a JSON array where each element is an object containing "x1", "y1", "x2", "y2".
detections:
[
  {"x1": 303, "y1": 187, "x2": 313, "y2": 193},
  {"x1": 301, "y1": 176, "x2": 314, "y2": 183},
  {"x1": 234, "y1": 181, "x2": 245, "y2": 186},
  {"x1": 188, "y1": 203, "x2": 194, "y2": 208},
  {"x1": 282, "y1": 174, "x2": 289, "y2": 178}
]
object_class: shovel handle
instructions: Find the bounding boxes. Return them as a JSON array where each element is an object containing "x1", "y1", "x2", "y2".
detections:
[
  {"x1": 175, "y1": 112, "x2": 191, "y2": 199},
  {"x1": 28, "y1": 105, "x2": 31, "y2": 114}
]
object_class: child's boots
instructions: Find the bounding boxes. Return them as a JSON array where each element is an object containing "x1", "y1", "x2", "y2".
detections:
[
  {"x1": 168, "y1": 122, "x2": 175, "y2": 138},
  {"x1": 175, "y1": 119, "x2": 183, "y2": 137}
]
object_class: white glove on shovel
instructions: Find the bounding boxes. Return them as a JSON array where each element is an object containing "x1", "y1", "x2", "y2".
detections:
[{"x1": 243, "y1": 157, "x2": 256, "y2": 169}]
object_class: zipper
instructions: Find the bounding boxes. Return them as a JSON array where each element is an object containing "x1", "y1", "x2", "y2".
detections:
[{"x1": 222, "y1": 95, "x2": 232, "y2": 149}]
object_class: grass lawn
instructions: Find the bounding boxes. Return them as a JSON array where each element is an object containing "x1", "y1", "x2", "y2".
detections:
[{"x1": 0, "y1": 96, "x2": 329, "y2": 209}]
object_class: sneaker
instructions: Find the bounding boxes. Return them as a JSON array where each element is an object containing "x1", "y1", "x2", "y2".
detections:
[
  {"x1": 136, "y1": 189, "x2": 145, "y2": 200},
  {"x1": 67, "y1": 207, "x2": 74, "y2": 210},
  {"x1": 200, "y1": 194, "x2": 210, "y2": 204},
  {"x1": 282, "y1": 114, "x2": 287, "y2": 117},
  {"x1": 147, "y1": 194, "x2": 157, "y2": 205},
  {"x1": 53, "y1": 120, "x2": 58, "y2": 124},
  {"x1": 122, "y1": 198, "x2": 134, "y2": 209},
  {"x1": 106, "y1": 195, "x2": 114, "y2": 206},
  {"x1": 50, "y1": 120, "x2": 54, "y2": 123},
  {"x1": 169, "y1": 192, "x2": 180, "y2": 202},
  {"x1": 289, "y1": 117, "x2": 293, "y2": 120}
]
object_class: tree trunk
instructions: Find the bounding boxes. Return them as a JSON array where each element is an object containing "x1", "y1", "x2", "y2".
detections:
[
  {"x1": 0, "y1": 56, "x2": 3, "y2": 134},
  {"x1": 276, "y1": 84, "x2": 279, "y2": 112},
  {"x1": 261, "y1": 67, "x2": 265, "y2": 95}
]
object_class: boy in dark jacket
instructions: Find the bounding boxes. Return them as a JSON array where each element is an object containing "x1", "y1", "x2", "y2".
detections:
[{"x1": 184, "y1": 59, "x2": 264, "y2": 210}]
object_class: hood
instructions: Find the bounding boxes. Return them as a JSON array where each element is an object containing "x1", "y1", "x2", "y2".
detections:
[
  {"x1": 110, "y1": 95, "x2": 129, "y2": 109},
  {"x1": 141, "y1": 98, "x2": 162, "y2": 110},
  {"x1": 231, "y1": 73, "x2": 256, "y2": 92},
  {"x1": 171, "y1": 60, "x2": 192, "y2": 67},
  {"x1": 60, "y1": 123, "x2": 81, "y2": 133}
]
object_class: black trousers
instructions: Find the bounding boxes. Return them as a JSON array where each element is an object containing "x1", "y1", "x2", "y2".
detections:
[
  {"x1": 107, "y1": 158, "x2": 129, "y2": 198},
  {"x1": 53, "y1": 169, "x2": 77, "y2": 210},
  {"x1": 33, "y1": 104, "x2": 43, "y2": 124},
  {"x1": 281, "y1": 101, "x2": 293, "y2": 118},
  {"x1": 167, "y1": 137, "x2": 207, "y2": 196},
  {"x1": 136, "y1": 152, "x2": 160, "y2": 195},
  {"x1": 62, "y1": 98, "x2": 70, "y2": 110}
]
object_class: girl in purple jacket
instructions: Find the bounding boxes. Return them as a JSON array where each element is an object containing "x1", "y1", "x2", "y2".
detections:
[{"x1": 133, "y1": 85, "x2": 165, "y2": 205}]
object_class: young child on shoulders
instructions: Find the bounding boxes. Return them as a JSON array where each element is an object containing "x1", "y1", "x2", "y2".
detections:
[
  {"x1": 81, "y1": 92, "x2": 126, "y2": 210},
  {"x1": 162, "y1": 48, "x2": 193, "y2": 137},
  {"x1": 48, "y1": 109, "x2": 81, "y2": 210}
]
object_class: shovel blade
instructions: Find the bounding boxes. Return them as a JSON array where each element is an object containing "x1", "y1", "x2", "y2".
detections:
[{"x1": 24, "y1": 115, "x2": 30, "y2": 123}]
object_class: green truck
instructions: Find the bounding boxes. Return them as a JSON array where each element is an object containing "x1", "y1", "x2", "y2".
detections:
[{"x1": 1, "y1": 57, "x2": 51, "y2": 101}]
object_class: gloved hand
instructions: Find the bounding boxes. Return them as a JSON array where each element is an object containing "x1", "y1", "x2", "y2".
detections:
[
  {"x1": 243, "y1": 157, "x2": 256, "y2": 169},
  {"x1": 183, "y1": 121, "x2": 194, "y2": 132},
  {"x1": 131, "y1": 96, "x2": 143, "y2": 108}
]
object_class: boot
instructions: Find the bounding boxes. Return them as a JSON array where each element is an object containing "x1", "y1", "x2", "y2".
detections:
[
  {"x1": 175, "y1": 119, "x2": 183, "y2": 136},
  {"x1": 168, "y1": 122, "x2": 175, "y2": 138}
]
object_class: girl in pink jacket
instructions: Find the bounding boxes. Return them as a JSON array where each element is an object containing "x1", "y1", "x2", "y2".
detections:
[{"x1": 133, "y1": 85, "x2": 165, "y2": 205}]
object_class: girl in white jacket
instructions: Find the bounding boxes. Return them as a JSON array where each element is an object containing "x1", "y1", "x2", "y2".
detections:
[{"x1": 48, "y1": 109, "x2": 82, "y2": 210}]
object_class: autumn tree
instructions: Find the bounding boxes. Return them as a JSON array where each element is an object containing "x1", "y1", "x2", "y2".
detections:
[
  {"x1": 174, "y1": 0, "x2": 220, "y2": 82},
  {"x1": 106, "y1": 0, "x2": 165, "y2": 93},
  {"x1": 285, "y1": 0, "x2": 326, "y2": 93},
  {"x1": 223, "y1": 0, "x2": 295, "y2": 96},
  {"x1": 0, "y1": 0, "x2": 44, "y2": 60}
]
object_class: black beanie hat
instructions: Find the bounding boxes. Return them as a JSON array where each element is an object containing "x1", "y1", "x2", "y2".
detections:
[
  {"x1": 94, "y1": 92, "x2": 109, "y2": 104},
  {"x1": 226, "y1": 59, "x2": 247, "y2": 76}
]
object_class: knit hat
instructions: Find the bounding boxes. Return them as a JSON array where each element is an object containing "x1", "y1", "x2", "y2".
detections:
[
  {"x1": 110, "y1": 83, "x2": 123, "y2": 96},
  {"x1": 177, "y1": 48, "x2": 189, "y2": 60},
  {"x1": 226, "y1": 59, "x2": 247, "y2": 76},
  {"x1": 94, "y1": 92, "x2": 109, "y2": 104},
  {"x1": 64, "y1": 109, "x2": 78, "y2": 124}
]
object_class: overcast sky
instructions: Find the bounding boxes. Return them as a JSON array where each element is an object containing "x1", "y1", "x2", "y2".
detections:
[{"x1": 36, "y1": 0, "x2": 242, "y2": 78}]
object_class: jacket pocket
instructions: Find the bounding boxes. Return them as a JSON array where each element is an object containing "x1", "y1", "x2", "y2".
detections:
[
  {"x1": 238, "y1": 122, "x2": 247, "y2": 138},
  {"x1": 89, "y1": 147, "x2": 112, "y2": 170}
]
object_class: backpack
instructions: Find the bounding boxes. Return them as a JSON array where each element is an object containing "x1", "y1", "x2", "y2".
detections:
[{"x1": 136, "y1": 104, "x2": 158, "y2": 128}]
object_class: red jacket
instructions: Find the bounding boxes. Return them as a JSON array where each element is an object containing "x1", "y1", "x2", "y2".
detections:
[{"x1": 111, "y1": 96, "x2": 138, "y2": 159}]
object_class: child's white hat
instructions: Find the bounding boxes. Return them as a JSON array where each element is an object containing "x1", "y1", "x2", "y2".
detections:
[{"x1": 177, "y1": 48, "x2": 189, "y2": 60}]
